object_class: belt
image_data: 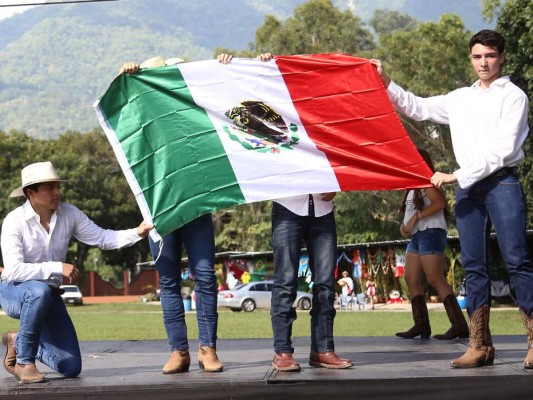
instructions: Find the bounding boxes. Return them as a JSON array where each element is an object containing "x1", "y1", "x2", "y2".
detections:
[{"x1": 492, "y1": 166, "x2": 518, "y2": 177}]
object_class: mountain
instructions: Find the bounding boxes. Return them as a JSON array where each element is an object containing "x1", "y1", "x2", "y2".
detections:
[{"x1": 0, "y1": 0, "x2": 490, "y2": 138}]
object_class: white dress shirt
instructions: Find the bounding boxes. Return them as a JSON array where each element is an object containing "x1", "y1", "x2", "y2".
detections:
[
  {"x1": 274, "y1": 194, "x2": 333, "y2": 217},
  {"x1": 403, "y1": 190, "x2": 447, "y2": 234},
  {"x1": 1, "y1": 201, "x2": 142, "y2": 286},
  {"x1": 387, "y1": 76, "x2": 529, "y2": 188}
]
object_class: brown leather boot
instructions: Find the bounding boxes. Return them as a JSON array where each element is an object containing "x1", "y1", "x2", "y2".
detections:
[
  {"x1": 433, "y1": 294, "x2": 469, "y2": 340},
  {"x1": 2, "y1": 330, "x2": 17, "y2": 376},
  {"x1": 451, "y1": 304, "x2": 495, "y2": 368},
  {"x1": 396, "y1": 295, "x2": 431, "y2": 339},
  {"x1": 309, "y1": 351, "x2": 352, "y2": 369},
  {"x1": 15, "y1": 363, "x2": 45, "y2": 384},
  {"x1": 198, "y1": 346, "x2": 223, "y2": 372},
  {"x1": 272, "y1": 353, "x2": 301, "y2": 372},
  {"x1": 162, "y1": 349, "x2": 190, "y2": 374},
  {"x1": 519, "y1": 309, "x2": 533, "y2": 369}
]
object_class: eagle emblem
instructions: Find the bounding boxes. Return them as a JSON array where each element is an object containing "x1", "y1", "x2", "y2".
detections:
[{"x1": 223, "y1": 101, "x2": 299, "y2": 153}]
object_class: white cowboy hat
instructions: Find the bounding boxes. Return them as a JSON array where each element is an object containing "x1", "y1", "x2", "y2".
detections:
[
  {"x1": 10, "y1": 161, "x2": 67, "y2": 198},
  {"x1": 164, "y1": 57, "x2": 185, "y2": 65},
  {"x1": 139, "y1": 56, "x2": 185, "y2": 69}
]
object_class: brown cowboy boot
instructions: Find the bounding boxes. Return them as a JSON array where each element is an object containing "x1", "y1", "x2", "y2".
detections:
[
  {"x1": 434, "y1": 294, "x2": 469, "y2": 340},
  {"x1": 309, "y1": 351, "x2": 352, "y2": 369},
  {"x1": 396, "y1": 295, "x2": 431, "y2": 339},
  {"x1": 162, "y1": 349, "x2": 190, "y2": 374},
  {"x1": 15, "y1": 363, "x2": 45, "y2": 384},
  {"x1": 198, "y1": 346, "x2": 223, "y2": 372},
  {"x1": 519, "y1": 309, "x2": 533, "y2": 369},
  {"x1": 451, "y1": 304, "x2": 495, "y2": 368},
  {"x1": 2, "y1": 330, "x2": 17, "y2": 376},
  {"x1": 272, "y1": 353, "x2": 301, "y2": 372}
]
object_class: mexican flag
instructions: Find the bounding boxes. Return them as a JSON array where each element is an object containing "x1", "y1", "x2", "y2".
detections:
[{"x1": 94, "y1": 54, "x2": 432, "y2": 240}]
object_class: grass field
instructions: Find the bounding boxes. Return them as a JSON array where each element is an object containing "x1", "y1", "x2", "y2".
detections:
[{"x1": 0, "y1": 302, "x2": 526, "y2": 341}]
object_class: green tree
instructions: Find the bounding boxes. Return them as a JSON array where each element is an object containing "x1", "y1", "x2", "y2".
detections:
[
  {"x1": 251, "y1": 0, "x2": 375, "y2": 56},
  {"x1": 369, "y1": 9, "x2": 418, "y2": 36},
  {"x1": 335, "y1": 191, "x2": 405, "y2": 244},
  {"x1": 214, "y1": 202, "x2": 272, "y2": 253}
]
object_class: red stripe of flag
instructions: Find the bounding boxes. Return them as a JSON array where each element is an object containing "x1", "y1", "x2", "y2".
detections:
[{"x1": 274, "y1": 53, "x2": 432, "y2": 191}]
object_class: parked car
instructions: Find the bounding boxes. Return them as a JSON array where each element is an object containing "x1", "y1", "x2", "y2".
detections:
[
  {"x1": 218, "y1": 281, "x2": 312, "y2": 312},
  {"x1": 60, "y1": 285, "x2": 83, "y2": 306}
]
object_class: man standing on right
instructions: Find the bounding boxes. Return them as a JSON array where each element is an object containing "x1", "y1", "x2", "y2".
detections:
[{"x1": 371, "y1": 29, "x2": 533, "y2": 369}]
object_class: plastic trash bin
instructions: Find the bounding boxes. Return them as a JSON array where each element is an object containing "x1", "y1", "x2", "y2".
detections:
[
  {"x1": 456, "y1": 295, "x2": 467, "y2": 310},
  {"x1": 183, "y1": 297, "x2": 192, "y2": 312}
]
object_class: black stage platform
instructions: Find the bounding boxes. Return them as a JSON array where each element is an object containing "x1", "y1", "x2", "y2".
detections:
[{"x1": 1, "y1": 336, "x2": 531, "y2": 400}]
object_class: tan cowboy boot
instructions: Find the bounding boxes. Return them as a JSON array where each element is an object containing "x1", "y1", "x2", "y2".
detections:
[
  {"x1": 162, "y1": 349, "x2": 190, "y2": 374},
  {"x1": 2, "y1": 330, "x2": 17, "y2": 376},
  {"x1": 198, "y1": 345, "x2": 223, "y2": 372},
  {"x1": 15, "y1": 363, "x2": 45, "y2": 384},
  {"x1": 433, "y1": 295, "x2": 469, "y2": 340},
  {"x1": 396, "y1": 295, "x2": 431, "y2": 339},
  {"x1": 519, "y1": 309, "x2": 533, "y2": 369},
  {"x1": 451, "y1": 304, "x2": 495, "y2": 368}
]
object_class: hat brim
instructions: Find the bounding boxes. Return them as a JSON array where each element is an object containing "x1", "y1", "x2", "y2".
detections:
[{"x1": 9, "y1": 179, "x2": 68, "y2": 198}]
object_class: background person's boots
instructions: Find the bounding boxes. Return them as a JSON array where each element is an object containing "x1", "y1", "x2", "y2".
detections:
[
  {"x1": 396, "y1": 295, "x2": 431, "y2": 339},
  {"x1": 520, "y1": 309, "x2": 533, "y2": 369},
  {"x1": 162, "y1": 349, "x2": 190, "y2": 374},
  {"x1": 433, "y1": 294, "x2": 469, "y2": 340},
  {"x1": 451, "y1": 304, "x2": 494, "y2": 368},
  {"x1": 198, "y1": 345, "x2": 223, "y2": 372}
]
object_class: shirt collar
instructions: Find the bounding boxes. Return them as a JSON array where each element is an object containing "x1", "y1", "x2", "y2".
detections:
[
  {"x1": 22, "y1": 199, "x2": 62, "y2": 221},
  {"x1": 472, "y1": 75, "x2": 510, "y2": 89}
]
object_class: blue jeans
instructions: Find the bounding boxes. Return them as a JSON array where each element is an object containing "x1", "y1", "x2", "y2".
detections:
[
  {"x1": 455, "y1": 169, "x2": 533, "y2": 316},
  {"x1": 406, "y1": 228, "x2": 447, "y2": 256},
  {"x1": 0, "y1": 280, "x2": 81, "y2": 377},
  {"x1": 149, "y1": 213, "x2": 218, "y2": 351},
  {"x1": 270, "y1": 202, "x2": 337, "y2": 353}
]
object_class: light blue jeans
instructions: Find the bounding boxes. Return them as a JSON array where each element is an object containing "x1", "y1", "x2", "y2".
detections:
[
  {"x1": 455, "y1": 168, "x2": 533, "y2": 316},
  {"x1": 0, "y1": 280, "x2": 81, "y2": 377},
  {"x1": 271, "y1": 203, "x2": 337, "y2": 354},
  {"x1": 148, "y1": 213, "x2": 218, "y2": 351}
]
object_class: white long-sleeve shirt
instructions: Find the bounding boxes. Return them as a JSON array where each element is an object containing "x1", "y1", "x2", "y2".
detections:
[
  {"x1": 1, "y1": 201, "x2": 142, "y2": 286},
  {"x1": 387, "y1": 76, "x2": 529, "y2": 189},
  {"x1": 274, "y1": 194, "x2": 333, "y2": 217}
]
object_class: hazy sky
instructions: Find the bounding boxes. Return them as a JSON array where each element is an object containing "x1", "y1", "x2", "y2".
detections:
[{"x1": 0, "y1": 2, "x2": 41, "y2": 20}]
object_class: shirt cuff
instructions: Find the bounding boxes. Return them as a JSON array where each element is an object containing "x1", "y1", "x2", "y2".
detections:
[
  {"x1": 453, "y1": 168, "x2": 472, "y2": 189},
  {"x1": 387, "y1": 80, "x2": 399, "y2": 96},
  {"x1": 120, "y1": 228, "x2": 143, "y2": 247},
  {"x1": 44, "y1": 261, "x2": 64, "y2": 278}
]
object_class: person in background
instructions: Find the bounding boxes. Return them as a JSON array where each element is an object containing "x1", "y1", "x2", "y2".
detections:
[
  {"x1": 372, "y1": 29, "x2": 533, "y2": 369},
  {"x1": 365, "y1": 274, "x2": 376, "y2": 310},
  {"x1": 117, "y1": 55, "x2": 234, "y2": 374},
  {"x1": 338, "y1": 270, "x2": 354, "y2": 308},
  {"x1": 1, "y1": 161, "x2": 152, "y2": 383},
  {"x1": 396, "y1": 148, "x2": 468, "y2": 340}
]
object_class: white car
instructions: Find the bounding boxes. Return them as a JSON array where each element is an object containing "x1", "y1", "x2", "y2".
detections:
[
  {"x1": 218, "y1": 281, "x2": 312, "y2": 312},
  {"x1": 60, "y1": 285, "x2": 83, "y2": 306}
]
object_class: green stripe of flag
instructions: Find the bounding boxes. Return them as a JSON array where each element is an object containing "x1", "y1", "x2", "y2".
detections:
[{"x1": 97, "y1": 66, "x2": 245, "y2": 236}]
